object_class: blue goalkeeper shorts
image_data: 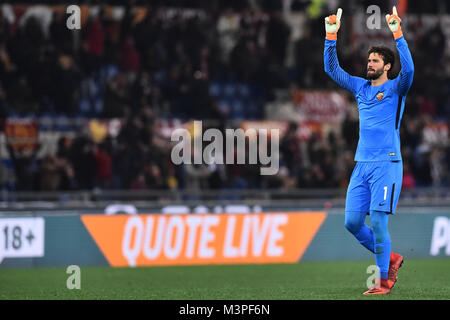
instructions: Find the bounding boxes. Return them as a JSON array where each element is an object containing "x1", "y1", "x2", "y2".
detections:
[{"x1": 345, "y1": 160, "x2": 403, "y2": 214}]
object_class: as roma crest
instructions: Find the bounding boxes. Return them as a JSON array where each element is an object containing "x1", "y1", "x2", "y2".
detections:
[{"x1": 377, "y1": 92, "x2": 384, "y2": 100}]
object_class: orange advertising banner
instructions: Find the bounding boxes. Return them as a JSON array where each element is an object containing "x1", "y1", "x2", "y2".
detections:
[{"x1": 81, "y1": 212, "x2": 327, "y2": 267}]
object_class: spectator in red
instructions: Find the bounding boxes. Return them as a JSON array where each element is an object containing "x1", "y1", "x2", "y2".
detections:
[
  {"x1": 81, "y1": 13, "x2": 105, "y2": 76},
  {"x1": 120, "y1": 36, "x2": 140, "y2": 72},
  {"x1": 86, "y1": 16, "x2": 105, "y2": 57},
  {"x1": 95, "y1": 142, "x2": 112, "y2": 189},
  {"x1": 402, "y1": 162, "x2": 417, "y2": 190},
  {"x1": 130, "y1": 172, "x2": 147, "y2": 190}
]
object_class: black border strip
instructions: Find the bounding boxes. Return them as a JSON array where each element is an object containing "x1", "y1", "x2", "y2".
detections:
[
  {"x1": 395, "y1": 97, "x2": 402, "y2": 129},
  {"x1": 390, "y1": 183, "x2": 396, "y2": 213}
]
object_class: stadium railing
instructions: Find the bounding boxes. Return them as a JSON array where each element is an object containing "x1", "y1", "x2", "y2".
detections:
[{"x1": 0, "y1": 187, "x2": 449, "y2": 210}]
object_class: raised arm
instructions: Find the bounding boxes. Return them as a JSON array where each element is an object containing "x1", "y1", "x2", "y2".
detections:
[
  {"x1": 386, "y1": 6, "x2": 414, "y2": 95},
  {"x1": 324, "y1": 9, "x2": 364, "y2": 95}
]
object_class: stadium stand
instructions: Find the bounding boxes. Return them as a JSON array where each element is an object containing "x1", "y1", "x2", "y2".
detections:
[{"x1": 0, "y1": 0, "x2": 448, "y2": 198}]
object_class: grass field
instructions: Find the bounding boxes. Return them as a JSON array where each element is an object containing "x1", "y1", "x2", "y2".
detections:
[{"x1": 1, "y1": 259, "x2": 449, "y2": 300}]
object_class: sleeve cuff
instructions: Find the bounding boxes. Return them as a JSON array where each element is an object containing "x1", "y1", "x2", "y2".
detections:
[
  {"x1": 395, "y1": 35, "x2": 405, "y2": 43},
  {"x1": 325, "y1": 38, "x2": 337, "y2": 46}
]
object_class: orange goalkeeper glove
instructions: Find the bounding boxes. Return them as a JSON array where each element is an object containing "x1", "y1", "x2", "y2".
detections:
[
  {"x1": 325, "y1": 8, "x2": 342, "y2": 41},
  {"x1": 386, "y1": 6, "x2": 403, "y2": 39}
]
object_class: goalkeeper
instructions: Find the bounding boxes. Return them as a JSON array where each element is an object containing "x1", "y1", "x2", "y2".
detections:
[{"x1": 323, "y1": 7, "x2": 414, "y2": 295}]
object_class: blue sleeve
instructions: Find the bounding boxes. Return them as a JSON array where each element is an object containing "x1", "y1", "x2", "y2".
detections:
[
  {"x1": 324, "y1": 39, "x2": 365, "y2": 95},
  {"x1": 394, "y1": 36, "x2": 414, "y2": 96}
]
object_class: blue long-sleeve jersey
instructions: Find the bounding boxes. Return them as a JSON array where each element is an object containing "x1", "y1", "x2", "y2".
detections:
[{"x1": 324, "y1": 37, "x2": 414, "y2": 161}]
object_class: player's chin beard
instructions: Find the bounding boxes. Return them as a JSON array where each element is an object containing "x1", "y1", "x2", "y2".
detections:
[{"x1": 367, "y1": 68, "x2": 383, "y2": 80}]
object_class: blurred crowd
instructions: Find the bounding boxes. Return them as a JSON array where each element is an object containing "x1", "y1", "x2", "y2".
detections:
[{"x1": 0, "y1": 1, "x2": 448, "y2": 192}]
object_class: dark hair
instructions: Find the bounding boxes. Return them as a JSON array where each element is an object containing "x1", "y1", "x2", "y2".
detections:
[{"x1": 368, "y1": 46, "x2": 395, "y2": 78}]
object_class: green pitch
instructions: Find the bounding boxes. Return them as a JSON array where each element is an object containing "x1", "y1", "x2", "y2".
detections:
[{"x1": 1, "y1": 259, "x2": 449, "y2": 300}]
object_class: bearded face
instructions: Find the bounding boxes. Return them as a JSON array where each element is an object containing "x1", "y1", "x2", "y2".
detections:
[
  {"x1": 366, "y1": 65, "x2": 385, "y2": 80},
  {"x1": 367, "y1": 52, "x2": 389, "y2": 80}
]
